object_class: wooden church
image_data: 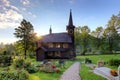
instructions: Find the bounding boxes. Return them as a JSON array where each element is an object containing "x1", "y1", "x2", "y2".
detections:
[{"x1": 36, "y1": 10, "x2": 76, "y2": 61}]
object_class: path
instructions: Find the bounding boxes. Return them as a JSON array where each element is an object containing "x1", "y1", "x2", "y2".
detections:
[{"x1": 60, "y1": 62, "x2": 81, "y2": 80}]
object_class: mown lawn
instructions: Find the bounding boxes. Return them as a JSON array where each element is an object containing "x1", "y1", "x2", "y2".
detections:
[
  {"x1": 77, "y1": 54, "x2": 120, "y2": 80},
  {"x1": 80, "y1": 64, "x2": 106, "y2": 80},
  {"x1": 77, "y1": 54, "x2": 120, "y2": 69}
]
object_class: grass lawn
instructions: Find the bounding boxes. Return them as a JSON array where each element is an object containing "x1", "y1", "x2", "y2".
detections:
[
  {"x1": 80, "y1": 64, "x2": 106, "y2": 80},
  {"x1": 77, "y1": 54, "x2": 120, "y2": 80},
  {"x1": 77, "y1": 54, "x2": 120, "y2": 70}
]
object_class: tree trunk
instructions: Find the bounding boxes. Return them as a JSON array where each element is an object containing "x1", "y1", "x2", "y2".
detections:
[{"x1": 25, "y1": 49, "x2": 27, "y2": 59}]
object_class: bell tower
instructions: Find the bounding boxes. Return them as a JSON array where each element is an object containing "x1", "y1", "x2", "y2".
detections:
[
  {"x1": 66, "y1": 9, "x2": 75, "y2": 36},
  {"x1": 66, "y1": 9, "x2": 76, "y2": 57}
]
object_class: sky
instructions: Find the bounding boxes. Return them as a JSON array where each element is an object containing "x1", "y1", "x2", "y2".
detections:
[{"x1": 0, "y1": 0, "x2": 120, "y2": 44}]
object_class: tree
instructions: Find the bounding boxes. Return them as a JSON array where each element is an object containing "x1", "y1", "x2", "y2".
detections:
[
  {"x1": 115, "y1": 12, "x2": 120, "y2": 32},
  {"x1": 75, "y1": 26, "x2": 90, "y2": 55},
  {"x1": 104, "y1": 15, "x2": 119, "y2": 52},
  {"x1": 14, "y1": 19, "x2": 34, "y2": 59},
  {"x1": 90, "y1": 27, "x2": 103, "y2": 49}
]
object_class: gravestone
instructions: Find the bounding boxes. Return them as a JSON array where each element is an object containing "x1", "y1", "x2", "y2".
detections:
[
  {"x1": 97, "y1": 60, "x2": 104, "y2": 67},
  {"x1": 44, "y1": 62, "x2": 53, "y2": 72}
]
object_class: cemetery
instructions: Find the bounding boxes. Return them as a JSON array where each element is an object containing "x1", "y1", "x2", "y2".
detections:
[{"x1": 0, "y1": 0, "x2": 120, "y2": 80}]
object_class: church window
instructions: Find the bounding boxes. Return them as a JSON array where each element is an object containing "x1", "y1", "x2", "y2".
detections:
[
  {"x1": 56, "y1": 43, "x2": 60, "y2": 48},
  {"x1": 48, "y1": 43, "x2": 53, "y2": 48},
  {"x1": 47, "y1": 52, "x2": 53, "y2": 57},
  {"x1": 63, "y1": 44, "x2": 68, "y2": 48}
]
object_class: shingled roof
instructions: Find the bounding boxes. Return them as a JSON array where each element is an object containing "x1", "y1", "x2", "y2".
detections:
[{"x1": 39, "y1": 33, "x2": 72, "y2": 43}]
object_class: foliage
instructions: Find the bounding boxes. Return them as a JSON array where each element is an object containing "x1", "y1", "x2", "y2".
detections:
[
  {"x1": 104, "y1": 15, "x2": 119, "y2": 52},
  {"x1": 75, "y1": 11, "x2": 120, "y2": 55},
  {"x1": 0, "y1": 70, "x2": 29, "y2": 80},
  {"x1": 75, "y1": 26, "x2": 91, "y2": 55},
  {"x1": 13, "y1": 58, "x2": 38, "y2": 73},
  {"x1": 14, "y1": 19, "x2": 35, "y2": 59},
  {"x1": 13, "y1": 58, "x2": 24, "y2": 69},
  {"x1": 90, "y1": 26, "x2": 103, "y2": 49},
  {"x1": 0, "y1": 51, "x2": 12, "y2": 66},
  {"x1": 108, "y1": 59, "x2": 120, "y2": 66},
  {"x1": 24, "y1": 61, "x2": 38, "y2": 73}
]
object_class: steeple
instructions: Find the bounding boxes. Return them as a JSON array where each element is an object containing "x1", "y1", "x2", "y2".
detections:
[
  {"x1": 68, "y1": 9, "x2": 73, "y2": 26},
  {"x1": 49, "y1": 26, "x2": 52, "y2": 34},
  {"x1": 66, "y1": 9, "x2": 75, "y2": 30}
]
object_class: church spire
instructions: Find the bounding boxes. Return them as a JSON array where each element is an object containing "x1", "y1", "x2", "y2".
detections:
[
  {"x1": 66, "y1": 9, "x2": 75, "y2": 30},
  {"x1": 68, "y1": 9, "x2": 73, "y2": 26},
  {"x1": 49, "y1": 25, "x2": 52, "y2": 34}
]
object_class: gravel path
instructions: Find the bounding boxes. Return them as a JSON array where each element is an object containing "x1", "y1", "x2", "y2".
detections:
[{"x1": 60, "y1": 62, "x2": 81, "y2": 80}]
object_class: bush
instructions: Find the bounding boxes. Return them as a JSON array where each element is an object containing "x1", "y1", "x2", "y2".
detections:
[
  {"x1": 0, "y1": 51, "x2": 12, "y2": 66},
  {"x1": 26, "y1": 65, "x2": 38, "y2": 73},
  {"x1": 13, "y1": 59, "x2": 38, "y2": 73},
  {"x1": 108, "y1": 59, "x2": 120, "y2": 66},
  {"x1": 14, "y1": 58, "x2": 24, "y2": 69},
  {"x1": 0, "y1": 70, "x2": 29, "y2": 80},
  {"x1": 24, "y1": 61, "x2": 38, "y2": 73}
]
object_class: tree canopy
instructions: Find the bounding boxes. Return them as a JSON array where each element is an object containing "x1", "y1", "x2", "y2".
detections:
[{"x1": 14, "y1": 19, "x2": 35, "y2": 59}]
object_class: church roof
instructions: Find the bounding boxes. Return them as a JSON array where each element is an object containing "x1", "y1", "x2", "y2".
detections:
[{"x1": 39, "y1": 33, "x2": 72, "y2": 43}]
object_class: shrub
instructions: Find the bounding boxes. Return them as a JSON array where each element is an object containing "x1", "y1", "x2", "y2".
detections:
[
  {"x1": 14, "y1": 58, "x2": 24, "y2": 69},
  {"x1": 13, "y1": 59, "x2": 38, "y2": 73},
  {"x1": 0, "y1": 70, "x2": 29, "y2": 80},
  {"x1": 0, "y1": 51, "x2": 12, "y2": 67},
  {"x1": 108, "y1": 59, "x2": 120, "y2": 66},
  {"x1": 26, "y1": 65, "x2": 38, "y2": 73},
  {"x1": 24, "y1": 61, "x2": 38, "y2": 73}
]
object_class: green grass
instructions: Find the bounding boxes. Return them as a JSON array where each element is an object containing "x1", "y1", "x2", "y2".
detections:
[
  {"x1": 77, "y1": 54, "x2": 120, "y2": 80},
  {"x1": 29, "y1": 75, "x2": 41, "y2": 80},
  {"x1": 80, "y1": 64, "x2": 106, "y2": 80},
  {"x1": 77, "y1": 54, "x2": 120, "y2": 69}
]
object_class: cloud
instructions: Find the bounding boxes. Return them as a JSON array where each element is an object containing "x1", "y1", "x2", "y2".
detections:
[
  {"x1": 0, "y1": 0, "x2": 23, "y2": 29},
  {"x1": 22, "y1": 7, "x2": 26, "y2": 11},
  {"x1": 28, "y1": 11, "x2": 37, "y2": 18},
  {"x1": 1, "y1": 0, "x2": 19, "y2": 11},
  {"x1": 21, "y1": 7, "x2": 37, "y2": 18},
  {"x1": 0, "y1": 10, "x2": 23, "y2": 28},
  {"x1": 20, "y1": 0, "x2": 30, "y2": 6}
]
